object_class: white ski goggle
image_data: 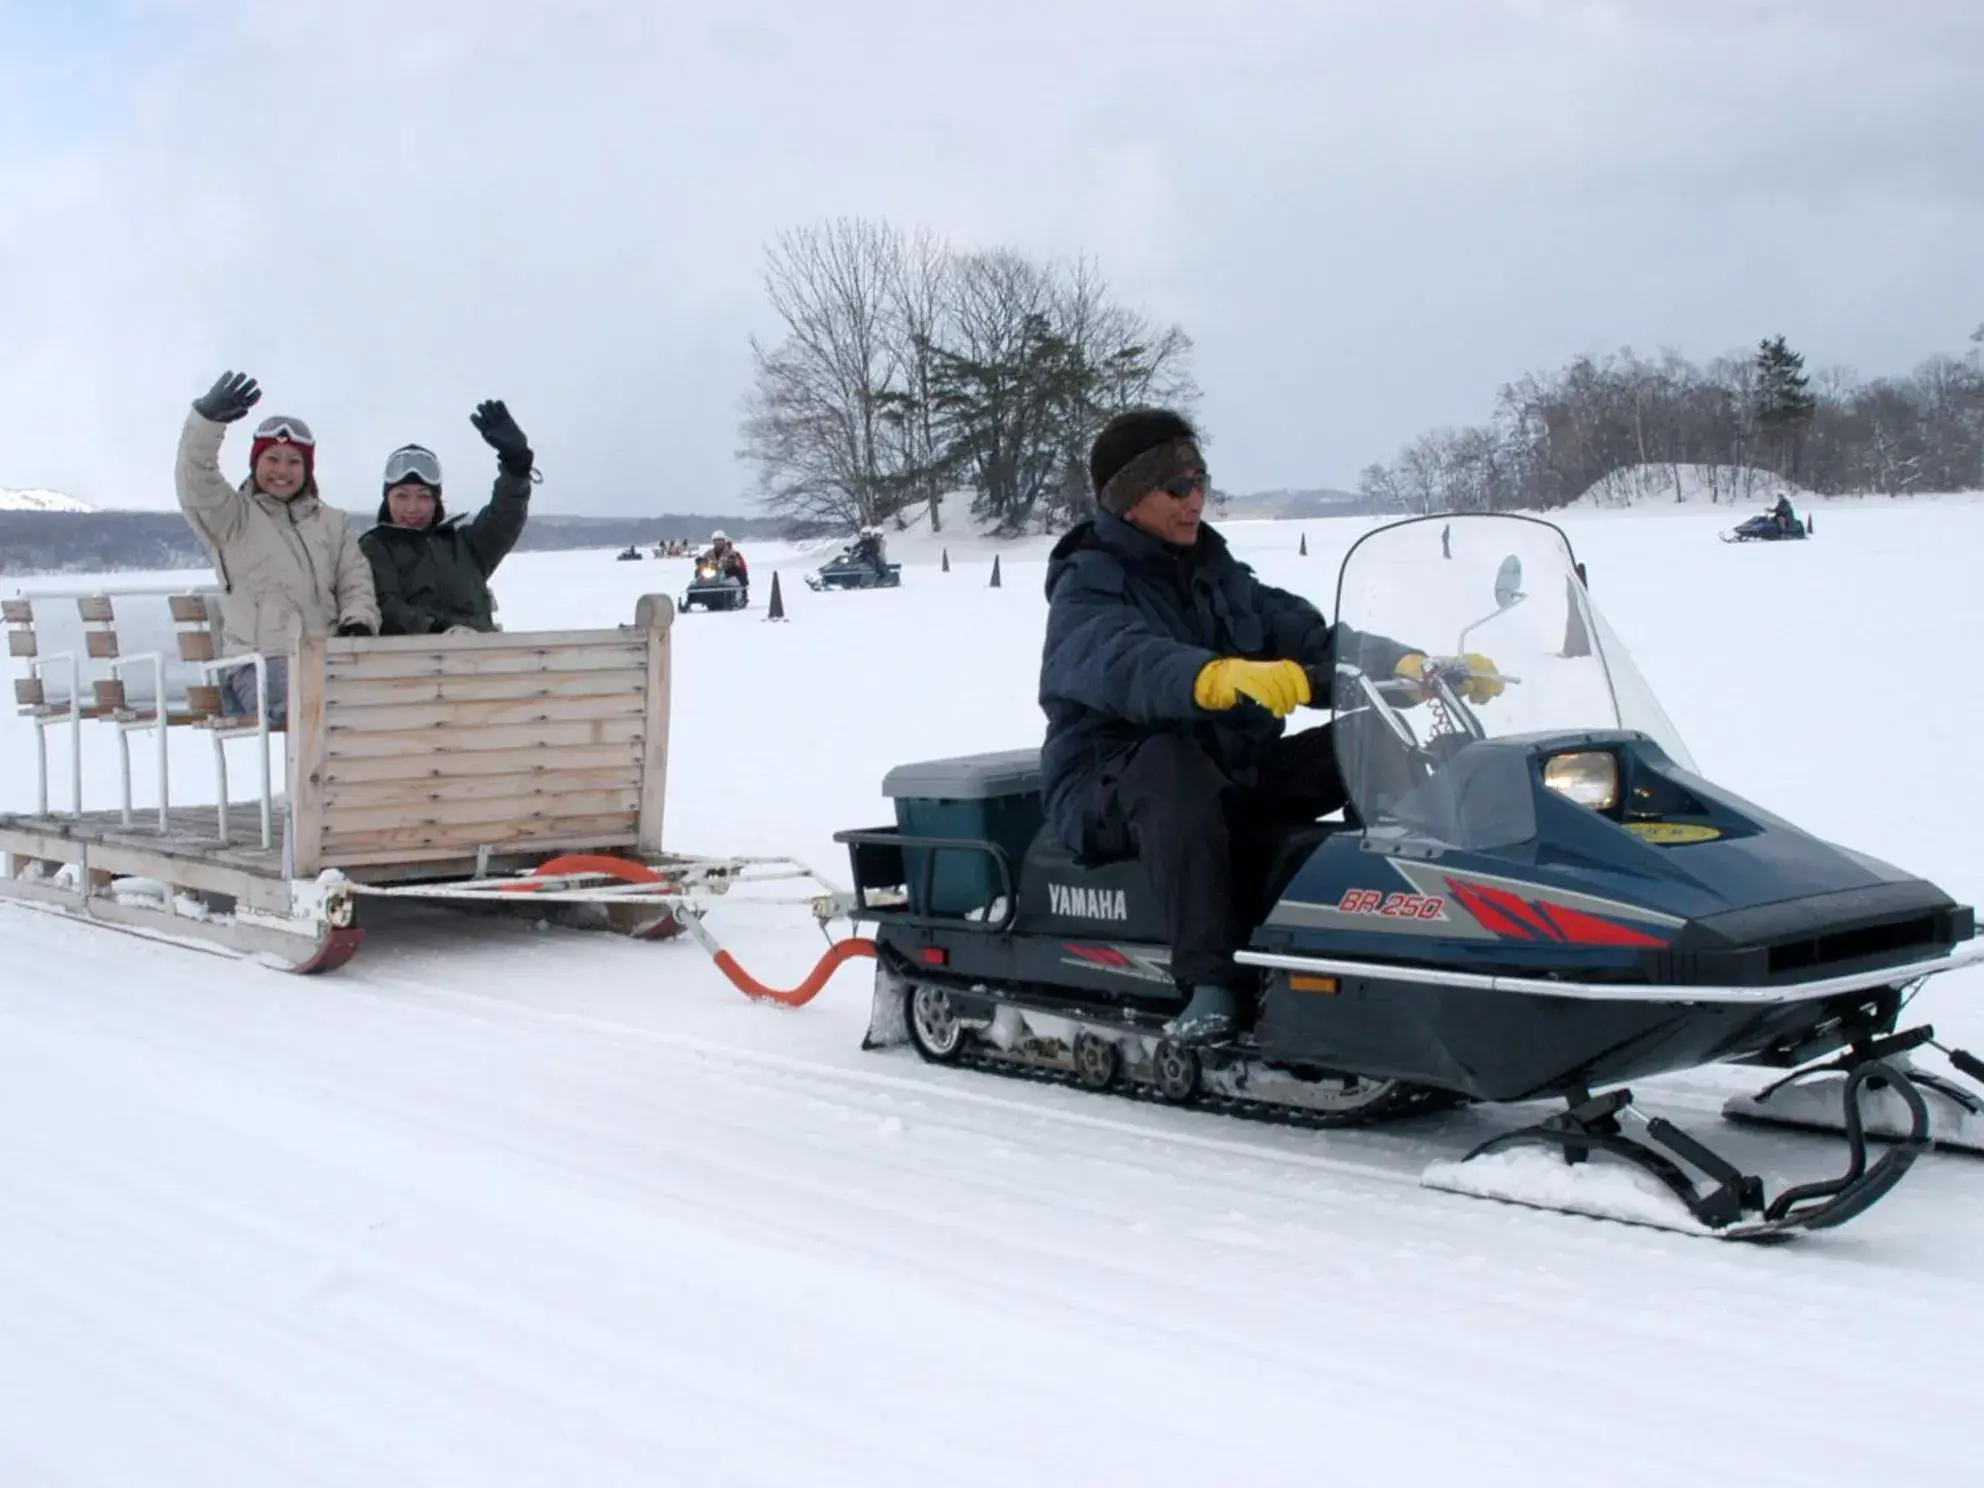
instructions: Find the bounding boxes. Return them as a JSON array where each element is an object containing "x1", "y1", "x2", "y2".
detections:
[
  {"x1": 383, "y1": 445, "x2": 443, "y2": 488},
  {"x1": 254, "y1": 415, "x2": 316, "y2": 447}
]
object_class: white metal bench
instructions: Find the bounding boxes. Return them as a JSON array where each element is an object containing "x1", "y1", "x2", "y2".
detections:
[{"x1": 6, "y1": 585, "x2": 276, "y2": 841}]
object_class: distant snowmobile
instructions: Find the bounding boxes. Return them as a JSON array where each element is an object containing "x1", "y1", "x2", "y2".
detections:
[
  {"x1": 806, "y1": 528, "x2": 901, "y2": 592},
  {"x1": 680, "y1": 536, "x2": 750, "y2": 612},
  {"x1": 1722, "y1": 496, "x2": 1810, "y2": 543}
]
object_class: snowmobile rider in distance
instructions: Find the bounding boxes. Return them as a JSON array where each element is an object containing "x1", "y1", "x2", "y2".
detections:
[
  {"x1": 175, "y1": 371, "x2": 380, "y2": 726},
  {"x1": 1038, "y1": 408, "x2": 1504, "y2": 1044},
  {"x1": 359, "y1": 401, "x2": 537, "y2": 636},
  {"x1": 1770, "y1": 493, "x2": 1798, "y2": 535},
  {"x1": 853, "y1": 525, "x2": 888, "y2": 574},
  {"x1": 702, "y1": 532, "x2": 749, "y2": 588}
]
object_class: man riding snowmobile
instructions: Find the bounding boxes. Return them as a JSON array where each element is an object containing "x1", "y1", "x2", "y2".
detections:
[
  {"x1": 701, "y1": 532, "x2": 748, "y2": 589},
  {"x1": 851, "y1": 526, "x2": 888, "y2": 576},
  {"x1": 1038, "y1": 408, "x2": 1502, "y2": 1044}
]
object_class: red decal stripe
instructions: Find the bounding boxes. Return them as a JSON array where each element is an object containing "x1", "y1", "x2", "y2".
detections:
[
  {"x1": 1444, "y1": 878, "x2": 1537, "y2": 939},
  {"x1": 1536, "y1": 902, "x2": 1669, "y2": 948},
  {"x1": 1065, "y1": 944, "x2": 1130, "y2": 967}
]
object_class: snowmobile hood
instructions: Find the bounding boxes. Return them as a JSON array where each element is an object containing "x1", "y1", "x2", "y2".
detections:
[{"x1": 1265, "y1": 731, "x2": 1972, "y2": 987}]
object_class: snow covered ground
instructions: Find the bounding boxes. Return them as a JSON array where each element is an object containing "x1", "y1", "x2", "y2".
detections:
[{"x1": 4, "y1": 501, "x2": 1984, "y2": 1484}]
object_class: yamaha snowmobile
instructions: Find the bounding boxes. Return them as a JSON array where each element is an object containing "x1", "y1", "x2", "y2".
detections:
[
  {"x1": 1722, "y1": 512, "x2": 1809, "y2": 542},
  {"x1": 680, "y1": 556, "x2": 749, "y2": 612},
  {"x1": 804, "y1": 542, "x2": 901, "y2": 592},
  {"x1": 833, "y1": 513, "x2": 1983, "y2": 1242}
]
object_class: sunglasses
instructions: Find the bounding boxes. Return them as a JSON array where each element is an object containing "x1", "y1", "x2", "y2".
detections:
[
  {"x1": 253, "y1": 415, "x2": 316, "y2": 447},
  {"x1": 1159, "y1": 471, "x2": 1208, "y2": 499}
]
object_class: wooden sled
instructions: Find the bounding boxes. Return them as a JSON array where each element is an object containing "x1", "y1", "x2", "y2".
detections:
[{"x1": 2, "y1": 590, "x2": 854, "y2": 975}]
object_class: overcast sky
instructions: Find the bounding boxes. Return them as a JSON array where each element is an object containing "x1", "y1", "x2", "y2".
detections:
[{"x1": 2, "y1": 0, "x2": 1979, "y2": 518}]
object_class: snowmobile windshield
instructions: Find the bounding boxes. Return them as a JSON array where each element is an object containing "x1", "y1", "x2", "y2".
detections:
[{"x1": 1328, "y1": 514, "x2": 1695, "y2": 851}]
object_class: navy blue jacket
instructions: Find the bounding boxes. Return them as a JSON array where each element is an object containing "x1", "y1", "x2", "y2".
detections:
[{"x1": 1039, "y1": 512, "x2": 1406, "y2": 849}]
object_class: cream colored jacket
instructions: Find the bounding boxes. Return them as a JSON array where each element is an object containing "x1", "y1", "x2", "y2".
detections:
[{"x1": 174, "y1": 409, "x2": 380, "y2": 656}]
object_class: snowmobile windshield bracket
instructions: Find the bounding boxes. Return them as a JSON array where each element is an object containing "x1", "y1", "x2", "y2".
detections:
[{"x1": 1336, "y1": 664, "x2": 1419, "y2": 748}]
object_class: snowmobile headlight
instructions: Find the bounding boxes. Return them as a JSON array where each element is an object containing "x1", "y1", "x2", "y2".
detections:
[{"x1": 1542, "y1": 750, "x2": 1619, "y2": 810}]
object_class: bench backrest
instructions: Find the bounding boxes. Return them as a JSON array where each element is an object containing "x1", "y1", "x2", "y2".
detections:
[
  {"x1": 6, "y1": 586, "x2": 226, "y2": 718},
  {"x1": 287, "y1": 594, "x2": 674, "y2": 877}
]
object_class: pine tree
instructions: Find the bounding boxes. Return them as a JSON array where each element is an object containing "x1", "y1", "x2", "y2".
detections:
[{"x1": 1752, "y1": 335, "x2": 1817, "y2": 479}]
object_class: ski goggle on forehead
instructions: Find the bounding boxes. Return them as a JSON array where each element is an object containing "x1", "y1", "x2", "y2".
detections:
[
  {"x1": 253, "y1": 415, "x2": 315, "y2": 447},
  {"x1": 383, "y1": 445, "x2": 443, "y2": 487}
]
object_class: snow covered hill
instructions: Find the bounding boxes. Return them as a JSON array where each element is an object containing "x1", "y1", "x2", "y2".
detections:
[
  {"x1": 2, "y1": 503, "x2": 1983, "y2": 1484},
  {"x1": 0, "y1": 486, "x2": 93, "y2": 512}
]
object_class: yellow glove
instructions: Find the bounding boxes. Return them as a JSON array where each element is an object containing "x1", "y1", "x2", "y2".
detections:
[
  {"x1": 1392, "y1": 651, "x2": 1503, "y2": 704},
  {"x1": 1194, "y1": 658, "x2": 1310, "y2": 717},
  {"x1": 1458, "y1": 652, "x2": 1503, "y2": 704}
]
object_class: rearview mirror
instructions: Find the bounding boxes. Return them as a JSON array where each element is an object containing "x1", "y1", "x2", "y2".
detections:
[{"x1": 1494, "y1": 555, "x2": 1524, "y2": 609}]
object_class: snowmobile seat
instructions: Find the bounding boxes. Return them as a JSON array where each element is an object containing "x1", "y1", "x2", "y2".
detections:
[
  {"x1": 1012, "y1": 816, "x2": 1349, "y2": 945},
  {"x1": 1012, "y1": 823, "x2": 1172, "y2": 943}
]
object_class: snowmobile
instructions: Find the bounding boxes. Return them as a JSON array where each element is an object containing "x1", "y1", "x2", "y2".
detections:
[
  {"x1": 679, "y1": 555, "x2": 749, "y2": 612},
  {"x1": 1721, "y1": 511, "x2": 1809, "y2": 543},
  {"x1": 804, "y1": 538, "x2": 901, "y2": 592},
  {"x1": 832, "y1": 513, "x2": 1983, "y2": 1242},
  {"x1": 616, "y1": 544, "x2": 643, "y2": 561}
]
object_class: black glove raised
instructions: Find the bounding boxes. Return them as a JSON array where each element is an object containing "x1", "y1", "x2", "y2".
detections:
[
  {"x1": 336, "y1": 620, "x2": 375, "y2": 638},
  {"x1": 470, "y1": 399, "x2": 534, "y2": 475},
  {"x1": 193, "y1": 371, "x2": 262, "y2": 423}
]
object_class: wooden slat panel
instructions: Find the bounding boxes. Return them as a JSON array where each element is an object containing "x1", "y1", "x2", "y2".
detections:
[
  {"x1": 636, "y1": 595, "x2": 671, "y2": 854},
  {"x1": 92, "y1": 680, "x2": 126, "y2": 710},
  {"x1": 323, "y1": 741, "x2": 643, "y2": 785},
  {"x1": 7, "y1": 631, "x2": 35, "y2": 657},
  {"x1": 318, "y1": 828, "x2": 639, "y2": 869},
  {"x1": 86, "y1": 631, "x2": 120, "y2": 659},
  {"x1": 322, "y1": 766, "x2": 642, "y2": 810},
  {"x1": 324, "y1": 668, "x2": 645, "y2": 709},
  {"x1": 323, "y1": 693, "x2": 644, "y2": 734},
  {"x1": 320, "y1": 813, "x2": 639, "y2": 857},
  {"x1": 14, "y1": 678, "x2": 44, "y2": 706},
  {"x1": 186, "y1": 684, "x2": 222, "y2": 716},
  {"x1": 290, "y1": 633, "x2": 329, "y2": 878},
  {"x1": 168, "y1": 595, "x2": 211, "y2": 622},
  {"x1": 323, "y1": 718, "x2": 644, "y2": 759},
  {"x1": 322, "y1": 788, "x2": 641, "y2": 836},
  {"x1": 327, "y1": 625, "x2": 631, "y2": 658},
  {"x1": 1, "y1": 600, "x2": 31, "y2": 623},
  {"x1": 76, "y1": 596, "x2": 114, "y2": 622},
  {"x1": 178, "y1": 632, "x2": 216, "y2": 662},
  {"x1": 326, "y1": 641, "x2": 647, "y2": 682}
]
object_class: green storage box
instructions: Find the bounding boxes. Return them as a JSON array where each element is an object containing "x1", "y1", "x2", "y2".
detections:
[{"x1": 882, "y1": 748, "x2": 1044, "y2": 917}]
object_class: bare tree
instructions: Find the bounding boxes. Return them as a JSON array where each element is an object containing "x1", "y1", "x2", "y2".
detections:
[
  {"x1": 738, "y1": 218, "x2": 914, "y2": 532},
  {"x1": 875, "y1": 226, "x2": 955, "y2": 532}
]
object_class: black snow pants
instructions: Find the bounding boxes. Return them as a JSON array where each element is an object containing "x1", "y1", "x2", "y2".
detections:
[{"x1": 1080, "y1": 724, "x2": 1348, "y2": 990}]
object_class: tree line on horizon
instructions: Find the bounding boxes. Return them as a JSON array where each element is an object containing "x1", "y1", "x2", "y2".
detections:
[{"x1": 1356, "y1": 327, "x2": 1984, "y2": 514}]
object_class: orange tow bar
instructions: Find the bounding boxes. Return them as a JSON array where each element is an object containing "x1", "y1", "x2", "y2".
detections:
[
  {"x1": 500, "y1": 853, "x2": 877, "y2": 1008},
  {"x1": 707, "y1": 936, "x2": 878, "y2": 1007}
]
